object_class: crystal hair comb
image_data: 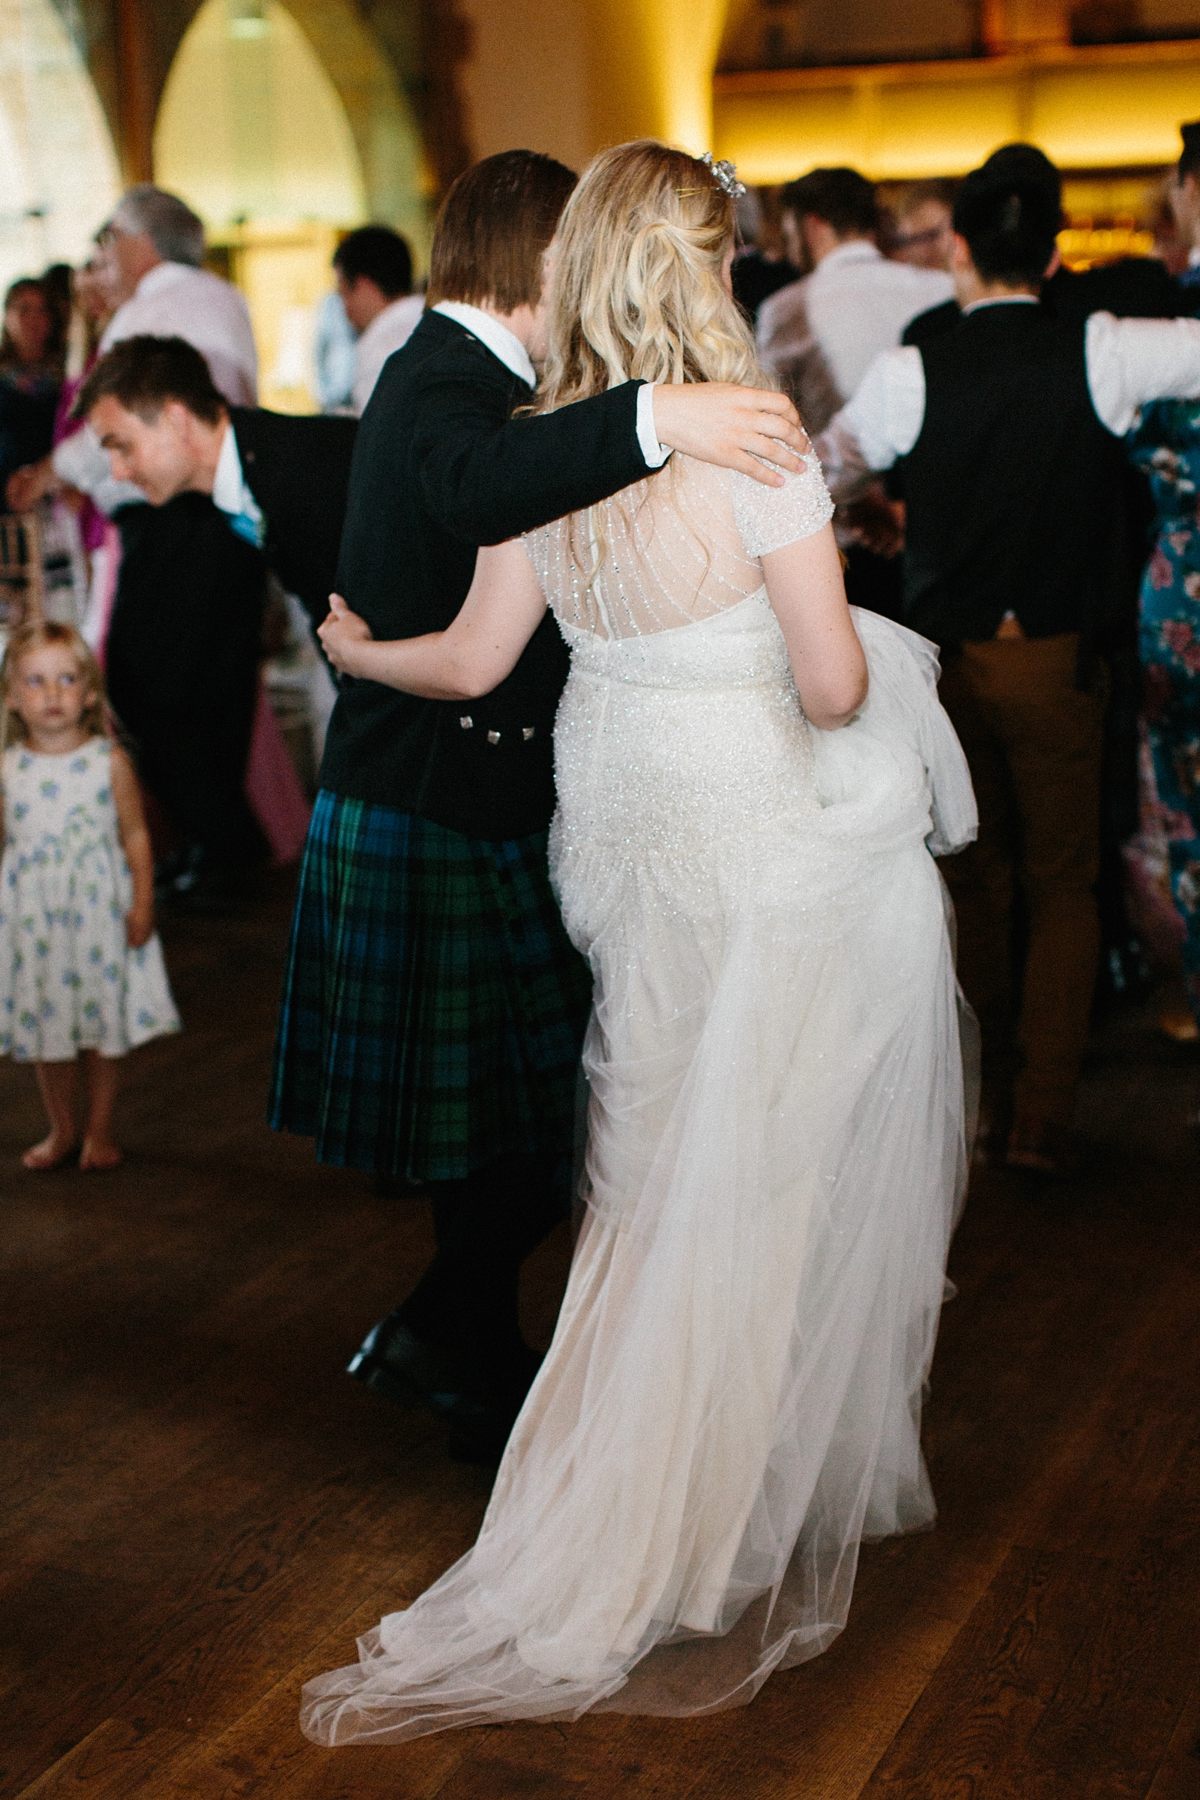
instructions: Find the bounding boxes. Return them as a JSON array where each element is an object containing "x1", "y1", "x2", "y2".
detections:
[{"x1": 701, "y1": 152, "x2": 747, "y2": 199}]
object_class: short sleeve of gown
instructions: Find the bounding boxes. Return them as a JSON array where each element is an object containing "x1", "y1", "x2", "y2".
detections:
[
  {"x1": 729, "y1": 456, "x2": 834, "y2": 559},
  {"x1": 521, "y1": 521, "x2": 552, "y2": 594}
]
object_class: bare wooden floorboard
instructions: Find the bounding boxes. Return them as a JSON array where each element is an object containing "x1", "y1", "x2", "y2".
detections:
[
  {"x1": 1144, "y1": 1676, "x2": 1200, "y2": 1800},
  {"x1": 5, "y1": 871, "x2": 1199, "y2": 1799}
]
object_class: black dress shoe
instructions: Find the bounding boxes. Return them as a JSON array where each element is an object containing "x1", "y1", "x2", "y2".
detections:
[
  {"x1": 370, "y1": 1171, "x2": 426, "y2": 1200},
  {"x1": 347, "y1": 1315, "x2": 462, "y2": 1413},
  {"x1": 347, "y1": 1315, "x2": 516, "y2": 1449}
]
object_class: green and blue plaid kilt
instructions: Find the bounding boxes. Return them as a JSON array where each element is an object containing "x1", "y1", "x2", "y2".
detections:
[{"x1": 269, "y1": 790, "x2": 592, "y2": 1182}]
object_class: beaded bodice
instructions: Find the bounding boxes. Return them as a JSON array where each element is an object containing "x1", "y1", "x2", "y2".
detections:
[
  {"x1": 524, "y1": 455, "x2": 833, "y2": 671},
  {"x1": 525, "y1": 458, "x2": 836, "y2": 881}
]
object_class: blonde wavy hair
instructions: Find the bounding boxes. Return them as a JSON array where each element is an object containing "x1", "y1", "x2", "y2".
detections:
[
  {"x1": 2, "y1": 621, "x2": 108, "y2": 748},
  {"x1": 538, "y1": 139, "x2": 763, "y2": 410}
]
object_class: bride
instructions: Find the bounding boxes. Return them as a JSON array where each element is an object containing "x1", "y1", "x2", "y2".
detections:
[{"x1": 305, "y1": 139, "x2": 977, "y2": 1745}]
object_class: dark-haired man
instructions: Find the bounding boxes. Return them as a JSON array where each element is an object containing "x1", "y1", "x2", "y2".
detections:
[
  {"x1": 901, "y1": 142, "x2": 1194, "y2": 1026},
  {"x1": 815, "y1": 162, "x2": 1200, "y2": 1176},
  {"x1": 271, "y1": 149, "x2": 811, "y2": 1464},
  {"x1": 758, "y1": 167, "x2": 953, "y2": 430},
  {"x1": 333, "y1": 224, "x2": 424, "y2": 415},
  {"x1": 77, "y1": 335, "x2": 358, "y2": 899},
  {"x1": 757, "y1": 166, "x2": 953, "y2": 622}
]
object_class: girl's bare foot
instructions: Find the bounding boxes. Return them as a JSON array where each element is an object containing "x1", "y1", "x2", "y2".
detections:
[
  {"x1": 23, "y1": 1132, "x2": 79, "y2": 1171},
  {"x1": 79, "y1": 1136, "x2": 123, "y2": 1171}
]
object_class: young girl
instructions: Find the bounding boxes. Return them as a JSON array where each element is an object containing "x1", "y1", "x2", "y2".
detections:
[{"x1": 0, "y1": 621, "x2": 179, "y2": 1170}]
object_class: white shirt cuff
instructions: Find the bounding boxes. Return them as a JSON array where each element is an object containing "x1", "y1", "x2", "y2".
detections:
[
  {"x1": 840, "y1": 347, "x2": 926, "y2": 469},
  {"x1": 637, "y1": 383, "x2": 672, "y2": 469},
  {"x1": 1085, "y1": 311, "x2": 1200, "y2": 436}
]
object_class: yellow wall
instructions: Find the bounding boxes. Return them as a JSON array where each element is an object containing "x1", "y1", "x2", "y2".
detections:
[
  {"x1": 459, "y1": 0, "x2": 592, "y2": 170},
  {"x1": 457, "y1": 4, "x2": 1200, "y2": 182},
  {"x1": 713, "y1": 39, "x2": 1200, "y2": 183},
  {"x1": 458, "y1": 0, "x2": 728, "y2": 166},
  {"x1": 587, "y1": 0, "x2": 728, "y2": 151}
]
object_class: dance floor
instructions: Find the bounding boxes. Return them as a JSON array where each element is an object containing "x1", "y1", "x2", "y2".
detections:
[{"x1": 3, "y1": 871, "x2": 1199, "y2": 1799}]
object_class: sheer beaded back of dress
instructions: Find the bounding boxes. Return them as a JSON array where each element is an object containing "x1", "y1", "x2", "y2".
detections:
[{"x1": 526, "y1": 456, "x2": 833, "y2": 641}]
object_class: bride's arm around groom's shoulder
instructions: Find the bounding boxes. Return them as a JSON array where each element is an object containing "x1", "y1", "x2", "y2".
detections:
[{"x1": 318, "y1": 540, "x2": 545, "y2": 702}]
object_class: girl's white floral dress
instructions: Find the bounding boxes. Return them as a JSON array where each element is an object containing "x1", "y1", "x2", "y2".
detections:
[{"x1": 0, "y1": 739, "x2": 180, "y2": 1061}]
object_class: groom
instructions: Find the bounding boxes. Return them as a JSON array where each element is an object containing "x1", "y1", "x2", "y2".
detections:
[{"x1": 271, "y1": 149, "x2": 809, "y2": 1463}]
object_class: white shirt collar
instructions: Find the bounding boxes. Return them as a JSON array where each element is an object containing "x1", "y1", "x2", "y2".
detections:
[
  {"x1": 1189, "y1": 246, "x2": 1200, "y2": 269},
  {"x1": 815, "y1": 239, "x2": 883, "y2": 273},
  {"x1": 371, "y1": 294, "x2": 422, "y2": 327},
  {"x1": 210, "y1": 419, "x2": 261, "y2": 524},
  {"x1": 134, "y1": 260, "x2": 194, "y2": 298},
  {"x1": 432, "y1": 300, "x2": 536, "y2": 387},
  {"x1": 962, "y1": 294, "x2": 1040, "y2": 313}
]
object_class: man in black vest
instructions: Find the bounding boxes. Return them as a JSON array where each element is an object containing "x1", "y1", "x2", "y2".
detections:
[
  {"x1": 270, "y1": 150, "x2": 809, "y2": 1462},
  {"x1": 75, "y1": 336, "x2": 357, "y2": 902},
  {"x1": 903, "y1": 144, "x2": 1194, "y2": 1016},
  {"x1": 815, "y1": 162, "x2": 1200, "y2": 1176}
]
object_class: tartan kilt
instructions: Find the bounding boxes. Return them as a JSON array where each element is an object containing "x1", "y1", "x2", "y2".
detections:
[{"x1": 269, "y1": 790, "x2": 592, "y2": 1182}]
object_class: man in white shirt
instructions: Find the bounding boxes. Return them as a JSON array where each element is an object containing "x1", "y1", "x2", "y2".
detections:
[
  {"x1": 757, "y1": 167, "x2": 954, "y2": 620},
  {"x1": 334, "y1": 225, "x2": 425, "y2": 416},
  {"x1": 814, "y1": 164, "x2": 1200, "y2": 1177},
  {"x1": 758, "y1": 168, "x2": 954, "y2": 436},
  {"x1": 98, "y1": 186, "x2": 257, "y2": 405},
  {"x1": 9, "y1": 187, "x2": 258, "y2": 513},
  {"x1": 20, "y1": 192, "x2": 261, "y2": 903}
]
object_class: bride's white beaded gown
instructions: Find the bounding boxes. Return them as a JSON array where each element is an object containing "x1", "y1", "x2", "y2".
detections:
[{"x1": 301, "y1": 454, "x2": 977, "y2": 1744}]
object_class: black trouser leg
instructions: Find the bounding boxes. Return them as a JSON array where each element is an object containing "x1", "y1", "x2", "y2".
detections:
[{"x1": 394, "y1": 1151, "x2": 567, "y2": 1381}]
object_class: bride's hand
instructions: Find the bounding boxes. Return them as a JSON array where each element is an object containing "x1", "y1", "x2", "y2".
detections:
[
  {"x1": 319, "y1": 594, "x2": 374, "y2": 674},
  {"x1": 650, "y1": 384, "x2": 810, "y2": 487}
]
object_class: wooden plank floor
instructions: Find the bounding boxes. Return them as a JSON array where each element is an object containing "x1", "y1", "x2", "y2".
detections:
[{"x1": 3, "y1": 872, "x2": 1199, "y2": 1799}]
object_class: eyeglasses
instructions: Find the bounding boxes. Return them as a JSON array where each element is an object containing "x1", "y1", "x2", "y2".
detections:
[{"x1": 892, "y1": 225, "x2": 951, "y2": 250}]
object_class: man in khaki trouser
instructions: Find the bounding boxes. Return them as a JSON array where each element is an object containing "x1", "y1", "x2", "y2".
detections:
[
  {"x1": 938, "y1": 632, "x2": 1107, "y2": 1163},
  {"x1": 815, "y1": 151, "x2": 1200, "y2": 1174}
]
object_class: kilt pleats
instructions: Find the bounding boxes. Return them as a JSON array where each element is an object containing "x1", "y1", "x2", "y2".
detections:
[{"x1": 269, "y1": 791, "x2": 591, "y2": 1181}]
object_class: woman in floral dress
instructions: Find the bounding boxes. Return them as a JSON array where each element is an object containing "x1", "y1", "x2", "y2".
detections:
[{"x1": 1128, "y1": 401, "x2": 1200, "y2": 1075}]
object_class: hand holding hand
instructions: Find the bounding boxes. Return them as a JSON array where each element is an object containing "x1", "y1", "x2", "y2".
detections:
[
  {"x1": 651, "y1": 384, "x2": 810, "y2": 488},
  {"x1": 125, "y1": 903, "x2": 154, "y2": 950},
  {"x1": 843, "y1": 489, "x2": 905, "y2": 559},
  {"x1": 318, "y1": 594, "x2": 374, "y2": 675}
]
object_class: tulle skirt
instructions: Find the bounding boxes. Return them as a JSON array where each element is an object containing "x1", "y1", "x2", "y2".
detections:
[{"x1": 300, "y1": 607, "x2": 977, "y2": 1744}]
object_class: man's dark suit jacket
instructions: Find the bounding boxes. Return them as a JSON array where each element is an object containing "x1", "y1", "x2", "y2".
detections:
[
  {"x1": 107, "y1": 491, "x2": 267, "y2": 866},
  {"x1": 320, "y1": 309, "x2": 655, "y2": 841},
  {"x1": 228, "y1": 405, "x2": 358, "y2": 633}
]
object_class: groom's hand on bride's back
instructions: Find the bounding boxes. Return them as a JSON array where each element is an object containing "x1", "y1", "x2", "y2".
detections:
[{"x1": 651, "y1": 385, "x2": 809, "y2": 487}]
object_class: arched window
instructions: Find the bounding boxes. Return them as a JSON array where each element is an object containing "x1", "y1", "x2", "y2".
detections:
[
  {"x1": 0, "y1": 0, "x2": 120, "y2": 293},
  {"x1": 155, "y1": 0, "x2": 427, "y2": 412},
  {"x1": 154, "y1": 0, "x2": 368, "y2": 230}
]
